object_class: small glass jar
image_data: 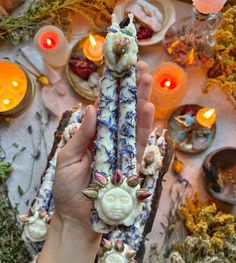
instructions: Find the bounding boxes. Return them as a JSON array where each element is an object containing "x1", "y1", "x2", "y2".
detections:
[{"x1": 163, "y1": 8, "x2": 223, "y2": 69}]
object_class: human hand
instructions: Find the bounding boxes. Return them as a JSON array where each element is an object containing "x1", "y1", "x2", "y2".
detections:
[{"x1": 52, "y1": 61, "x2": 154, "y2": 240}]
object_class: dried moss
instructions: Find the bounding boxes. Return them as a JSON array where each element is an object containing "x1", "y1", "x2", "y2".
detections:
[{"x1": 0, "y1": 163, "x2": 31, "y2": 263}]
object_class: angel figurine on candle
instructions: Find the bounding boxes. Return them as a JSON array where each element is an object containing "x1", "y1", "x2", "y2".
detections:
[{"x1": 82, "y1": 14, "x2": 151, "y2": 233}]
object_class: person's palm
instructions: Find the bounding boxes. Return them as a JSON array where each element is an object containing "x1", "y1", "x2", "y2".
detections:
[{"x1": 52, "y1": 61, "x2": 154, "y2": 238}]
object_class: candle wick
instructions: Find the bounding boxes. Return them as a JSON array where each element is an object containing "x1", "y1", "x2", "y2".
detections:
[
  {"x1": 165, "y1": 80, "x2": 171, "y2": 87},
  {"x1": 3, "y1": 99, "x2": 10, "y2": 105},
  {"x1": 89, "y1": 35, "x2": 97, "y2": 47},
  {"x1": 12, "y1": 81, "x2": 18, "y2": 87}
]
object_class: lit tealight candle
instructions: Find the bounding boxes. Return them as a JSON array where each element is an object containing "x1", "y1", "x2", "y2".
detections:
[
  {"x1": 83, "y1": 34, "x2": 105, "y2": 62},
  {"x1": 0, "y1": 61, "x2": 34, "y2": 117},
  {"x1": 196, "y1": 108, "x2": 216, "y2": 128},
  {"x1": 159, "y1": 74, "x2": 177, "y2": 90},
  {"x1": 34, "y1": 25, "x2": 70, "y2": 67},
  {"x1": 151, "y1": 62, "x2": 187, "y2": 119}
]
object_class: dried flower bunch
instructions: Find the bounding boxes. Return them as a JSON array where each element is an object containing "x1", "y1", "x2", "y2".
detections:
[
  {"x1": 169, "y1": 193, "x2": 236, "y2": 263},
  {"x1": 0, "y1": 0, "x2": 115, "y2": 44},
  {"x1": 205, "y1": 5, "x2": 236, "y2": 103}
]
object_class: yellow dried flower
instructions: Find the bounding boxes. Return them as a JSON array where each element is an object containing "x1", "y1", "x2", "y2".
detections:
[
  {"x1": 205, "y1": 58, "x2": 216, "y2": 69},
  {"x1": 211, "y1": 236, "x2": 224, "y2": 250},
  {"x1": 172, "y1": 159, "x2": 184, "y2": 174},
  {"x1": 179, "y1": 193, "x2": 236, "y2": 255},
  {"x1": 205, "y1": 5, "x2": 236, "y2": 100}
]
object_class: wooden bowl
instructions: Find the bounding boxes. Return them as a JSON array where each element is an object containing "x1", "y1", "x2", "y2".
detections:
[{"x1": 202, "y1": 147, "x2": 236, "y2": 205}]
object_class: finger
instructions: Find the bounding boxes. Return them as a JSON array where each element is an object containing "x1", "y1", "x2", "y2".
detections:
[
  {"x1": 137, "y1": 102, "x2": 155, "y2": 163},
  {"x1": 136, "y1": 61, "x2": 148, "y2": 83},
  {"x1": 137, "y1": 73, "x2": 153, "y2": 126},
  {"x1": 58, "y1": 105, "x2": 97, "y2": 166},
  {"x1": 137, "y1": 73, "x2": 153, "y2": 103}
]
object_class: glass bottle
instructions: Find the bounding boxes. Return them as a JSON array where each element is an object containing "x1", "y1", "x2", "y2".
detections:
[{"x1": 163, "y1": 7, "x2": 223, "y2": 69}]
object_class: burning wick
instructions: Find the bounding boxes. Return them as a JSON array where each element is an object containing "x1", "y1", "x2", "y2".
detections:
[
  {"x1": 165, "y1": 80, "x2": 171, "y2": 87},
  {"x1": 83, "y1": 34, "x2": 104, "y2": 61},
  {"x1": 203, "y1": 108, "x2": 215, "y2": 119},
  {"x1": 196, "y1": 108, "x2": 216, "y2": 128},
  {"x1": 12, "y1": 81, "x2": 19, "y2": 87},
  {"x1": 90, "y1": 35, "x2": 97, "y2": 46},
  {"x1": 43, "y1": 38, "x2": 56, "y2": 49},
  {"x1": 3, "y1": 99, "x2": 10, "y2": 105},
  {"x1": 160, "y1": 76, "x2": 177, "y2": 90}
]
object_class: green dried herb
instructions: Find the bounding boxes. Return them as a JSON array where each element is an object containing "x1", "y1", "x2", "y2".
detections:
[
  {"x1": 0, "y1": 0, "x2": 116, "y2": 45},
  {"x1": 17, "y1": 185, "x2": 24, "y2": 196},
  {"x1": 0, "y1": 177, "x2": 31, "y2": 263},
  {"x1": 0, "y1": 161, "x2": 12, "y2": 183}
]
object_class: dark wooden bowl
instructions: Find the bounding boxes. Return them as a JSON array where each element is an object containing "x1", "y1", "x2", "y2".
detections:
[{"x1": 202, "y1": 147, "x2": 236, "y2": 205}]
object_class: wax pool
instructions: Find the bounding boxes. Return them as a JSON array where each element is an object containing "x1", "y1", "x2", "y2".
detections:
[{"x1": 0, "y1": 61, "x2": 27, "y2": 113}]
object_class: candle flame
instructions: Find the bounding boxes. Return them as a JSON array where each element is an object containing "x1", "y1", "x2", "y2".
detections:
[
  {"x1": 165, "y1": 80, "x2": 171, "y2": 87},
  {"x1": 3, "y1": 99, "x2": 10, "y2": 105},
  {"x1": 89, "y1": 35, "x2": 97, "y2": 47},
  {"x1": 203, "y1": 108, "x2": 215, "y2": 119},
  {"x1": 12, "y1": 81, "x2": 18, "y2": 87},
  {"x1": 46, "y1": 38, "x2": 53, "y2": 47}
]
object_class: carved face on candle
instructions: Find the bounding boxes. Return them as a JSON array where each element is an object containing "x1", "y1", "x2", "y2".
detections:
[
  {"x1": 101, "y1": 188, "x2": 134, "y2": 220},
  {"x1": 23, "y1": 211, "x2": 49, "y2": 242},
  {"x1": 98, "y1": 239, "x2": 137, "y2": 263},
  {"x1": 105, "y1": 252, "x2": 126, "y2": 263},
  {"x1": 26, "y1": 219, "x2": 48, "y2": 239},
  {"x1": 82, "y1": 170, "x2": 151, "y2": 226}
]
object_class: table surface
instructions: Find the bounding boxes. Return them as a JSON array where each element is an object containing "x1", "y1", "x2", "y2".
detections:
[{"x1": 0, "y1": 0, "x2": 235, "y2": 258}]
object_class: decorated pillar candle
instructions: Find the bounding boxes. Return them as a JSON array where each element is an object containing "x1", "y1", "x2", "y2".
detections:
[
  {"x1": 34, "y1": 25, "x2": 70, "y2": 68},
  {"x1": 151, "y1": 62, "x2": 187, "y2": 119},
  {"x1": 83, "y1": 14, "x2": 152, "y2": 233},
  {"x1": 20, "y1": 108, "x2": 83, "y2": 243},
  {"x1": 0, "y1": 61, "x2": 34, "y2": 118}
]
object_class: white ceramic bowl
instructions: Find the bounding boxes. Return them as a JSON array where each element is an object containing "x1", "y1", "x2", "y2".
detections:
[{"x1": 113, "y1": 0, "x2": 176, "y2": 46}]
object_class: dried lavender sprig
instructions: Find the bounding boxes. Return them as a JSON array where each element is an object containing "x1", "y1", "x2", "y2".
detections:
[
  {"x1": 93, "y1": 67, "x2": 118, "y2": 177},
  {"x1": 117, "y1": 66, "x2": 137, "y2": 177}
]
